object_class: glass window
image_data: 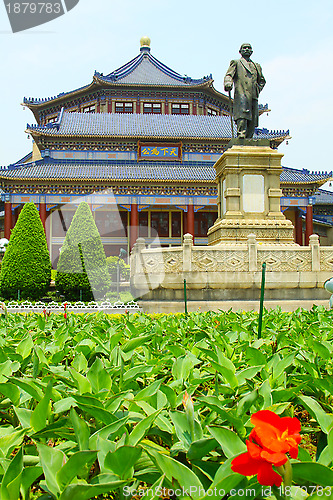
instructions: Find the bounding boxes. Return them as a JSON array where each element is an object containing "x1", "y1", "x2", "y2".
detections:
[
  {"x1": 82, "y1": 104, "x2": 95, "y2": 113},
  {"x1": 194, "y1": 212, "x2": 218, "y2": 237},
  {"x1": 207, "y1": 108, "x2": 218, "y2": 116},
  {"x1": 139, "y1": 212, "x2": 148, "y2": 237},
  {"x1": 151, "y1": 212, "x2": 169, "y2": 237},
  {"x1": 172, "y1": 103, "x2": 189, "y2": 115},
  {"x1": 143, "y1": 102, "x2": 161, "y2": 114},
  {"x1": 115, "y1": 102, "x2": 133, "y2": 113},
  {"x1": 171, "y1": 212, "x2": 181, "y2": 237},
  {"x1": 95, "y1": 210, "x2": 128, "y2": 237}
]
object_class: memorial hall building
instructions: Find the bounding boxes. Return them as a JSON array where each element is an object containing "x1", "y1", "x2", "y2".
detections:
[{"x1": 1, "y1": 37, "x2": 332, "y2": 266}]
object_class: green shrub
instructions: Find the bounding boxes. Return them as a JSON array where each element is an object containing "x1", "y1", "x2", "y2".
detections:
[
  {"x1": 106, "y1": 255, "x2": 130, "y2": 281},
  {"x1": 0, "y1": 202, "x2": 51, "y2": 300},
  {"x1": 55, "y1": 202, "x2": 111, "y2": 301}
]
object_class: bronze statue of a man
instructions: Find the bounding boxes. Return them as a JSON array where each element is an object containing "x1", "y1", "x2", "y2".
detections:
[{"x1": 224, "y1": 43, "x2": 266, "y2": 139}]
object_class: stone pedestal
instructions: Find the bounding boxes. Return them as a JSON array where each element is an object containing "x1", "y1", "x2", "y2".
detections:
[{"x1": 208, "y1": 144, "x2": 295, "y2": 244}]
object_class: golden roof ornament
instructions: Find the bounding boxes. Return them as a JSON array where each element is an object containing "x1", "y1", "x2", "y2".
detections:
[{"x1": 140, "y1": 36, "x2": 151, "y2": 48}]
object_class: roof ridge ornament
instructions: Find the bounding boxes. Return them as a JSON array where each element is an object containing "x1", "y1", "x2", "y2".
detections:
[{"x1": 140, "y1": 36, "x2": 151, "y2": 53}]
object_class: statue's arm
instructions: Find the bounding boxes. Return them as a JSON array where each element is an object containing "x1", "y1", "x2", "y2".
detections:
[
  {"x1": 256, "y1": 64, "x2": 266, "y2": 93},
  {"x1": 224, "y1": 60, "x2": 237, "y2": 91}
]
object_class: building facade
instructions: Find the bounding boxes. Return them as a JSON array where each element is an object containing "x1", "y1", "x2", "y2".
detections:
[{"x1": 1, "y1": 37, "x2": 332, "y2": 266}]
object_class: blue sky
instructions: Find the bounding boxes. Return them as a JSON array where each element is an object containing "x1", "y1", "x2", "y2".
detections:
[{"x1": 0, "y1": 0, "x2": 332, "y2": 181}]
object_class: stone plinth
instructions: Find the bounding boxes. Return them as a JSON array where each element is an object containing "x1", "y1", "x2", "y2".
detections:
[{"x1": 208, "y1": 144, "x2": 295, "y2": 244}]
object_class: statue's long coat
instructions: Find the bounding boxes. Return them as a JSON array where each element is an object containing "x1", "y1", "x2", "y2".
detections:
[{"x1": 224, "y1": 57, "x2": 266, "y2": 124}]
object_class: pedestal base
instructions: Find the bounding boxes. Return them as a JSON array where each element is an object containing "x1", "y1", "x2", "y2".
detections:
[
  {"x1": 209, "y1": 144, "x2": 295, "y2": 245},
  {"x1": 208, "y1": 218, "x2": 295, "y2": 244}
]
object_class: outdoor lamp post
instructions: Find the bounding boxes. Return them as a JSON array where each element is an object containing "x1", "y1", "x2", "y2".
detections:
[{"x1": 117, "y1": 248, "x2": 127, "y2": 300}]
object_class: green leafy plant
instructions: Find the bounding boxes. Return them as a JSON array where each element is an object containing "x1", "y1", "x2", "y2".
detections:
[
  {"x1": 0, "y1": 202, "x2": 51, "y2": 300},
  {"x1": 55, "y1": 202, "x2": 111, "y2": 301}
]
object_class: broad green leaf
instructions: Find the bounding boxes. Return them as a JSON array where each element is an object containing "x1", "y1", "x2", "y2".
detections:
[
  {"x1": 299, "y1": 396, "x2": 333, "y2": 433},
  {"x1": 89, "y1": 416, "x2": 128, "y2": 448},
  {"x1": 0, "y1": 361, "x2": 20, "y2": 383},
  {"x1": 17, "y1": 336, "x2": 34, "y2": 359},
  {"x1": 72, "y1": 352, "x2": 88, "y2": 373},
  {"x1": 187, "y1": 438, "x2": 218, "y2": 460},
  {"x1": 87, "y1": 357, "x2": 111, "y2": 394},
  {"x1": 54, "y1": 397, "x2": 77, "y2": 414},
  {"x1": 21, "y1": 466, "x2": 43, "y2": 498},
  {"x1": 122, "y1": 335, "x2": 151, "y2": 353},
  {"x1": 292, "y1": 462, "x2": 333, "y2": 486},
  {"x1": 70, "y1": 407, "x2": 90, "y2": 451},
  {"x1": 144, "y1": 446, "x2": 203, "y2": 500},
  {"x1": 208, "y1": 427, "x2": 246, "y2": 458},
  {"x1": 0, "y1": 446, "x2": 23, "y2": 500},
  {"x1": 37, "y1": 443, "x2": 65, "y2": 497},
  {"x1": 13, "y1": 407, "x2": 32, "y2": 429},
  {"x1": 128, "y1": 410, "x2": 161, "y2": 446},
  {"x1": 56, "y1": 451, "x2": 97, "y2": 489},
  {"x1": 0, "y1": 428, "x2": 28, "y2": 458},
  {"x1": 201, "y1": 473, "x2": 244, "y2": 500},
  {"x1": 313, "y1": 340, "x2": 330, "y2": 360},
  {"x1": 135, "y1": 379, "x2": 164, "y2": 401},
  {"x1": 236, "y1": 366, "x2": 263, "y2": 386},
  {"x1": 58, "y1": 480, "x2": 126, "y2": 500},
  {"x1": 0, "y1": 383, "x2": 20, "y2": 405},
  {"x1": 69, "y1": 368, "x2": 92, "y2": 394},
  {"x1": 104, "y1": 446, "x2": 142, "y2": 479},
  {"x1": 30, "y1": 380, "x2": 53, "y2": 433},
  {"x1": 172, "y1": 356, "x2": 194, "y2": 381},
  {"x1": 9, "y1": 377, "x2": 43, "y2": 401},
  {"x1": 210, "y1": 360, "x2": 238, "y2": 389},
  {"x1": 123, "y1": 364, "x2": 153, "y2": 382}
]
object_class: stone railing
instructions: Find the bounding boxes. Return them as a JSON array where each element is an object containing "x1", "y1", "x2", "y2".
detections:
[
  {"x1": 130, "y1": 234, "x2": 333, "y2": 301},
  {"x1": 131, "y1": 233, "x2": 333, "y2": 275}
]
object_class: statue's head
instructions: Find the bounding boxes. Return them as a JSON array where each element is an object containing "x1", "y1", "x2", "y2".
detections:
[{"x1": 239, "y1": 43, "x2": 253, "y2": 58}]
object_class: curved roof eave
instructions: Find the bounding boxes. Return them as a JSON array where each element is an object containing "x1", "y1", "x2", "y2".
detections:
[{"x1": 22, "y1": 80, "x2": 99, "y2": 110}]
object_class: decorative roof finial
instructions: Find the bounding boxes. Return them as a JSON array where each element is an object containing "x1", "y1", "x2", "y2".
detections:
[{"x1": 140, "y1": 36, "x2": 151, "y2": 53}]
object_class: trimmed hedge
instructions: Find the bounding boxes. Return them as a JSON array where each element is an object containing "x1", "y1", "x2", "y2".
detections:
[
  {"x1": 0, "y1": 202, "x2": 51, "y2": 300},
  {"x1": 55, "y1": 202, "x2": 111, "y2": 301}
]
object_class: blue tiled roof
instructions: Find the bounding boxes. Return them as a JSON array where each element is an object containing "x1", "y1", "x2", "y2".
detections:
[
  {"x1": 0, "y1": 159, "x2": 216, "y2": 182},
  {"x1": 281, "y1": 166, "x2": 332, "y2": 184},
  {"x1": 1, "y1": 159, "x2": 331, "y2": 187},
  {"x1": 94, "y1": 48, "x2": 211, "y2": 86},
  {"x1": 313, "y1": 189, "x2": 333, "y2": 204},
  {"x1": 28, "y1": 112, "x2": 289, "y2": 140},
  {"x1": 23, "y1": 47, "x2": 212, "y2": 105}
]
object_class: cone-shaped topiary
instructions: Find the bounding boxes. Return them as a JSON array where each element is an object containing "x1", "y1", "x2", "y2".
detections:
[
  {"x1": 55, "y1": 202, "x2": 111, "y2": 301},
  {"x1": 0, "y1": 202, "x2": 51, "y2": 300}
]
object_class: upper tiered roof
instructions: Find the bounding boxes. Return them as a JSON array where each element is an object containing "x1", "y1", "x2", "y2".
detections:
[
  {"x1": 94, "y1": 37, "x2": 211, "y2": 87},
  {"x1": 27, "y1": 111, "x2": 289, "y2": 143},
  {"x1": 23, "y1": 37, "x2": 217, "y2": 110}
]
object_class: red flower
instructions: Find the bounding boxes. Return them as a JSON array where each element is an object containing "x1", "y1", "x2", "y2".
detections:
[
  {"x1": 231, "y1": 410, "x2": 301, "y2": 487},
  {"x1": 231, "y1": 440, "x2": 284, "y2": 487},
  {"x1": 250, "y1": 410, "x2": 301, "y2": 460},
  {"x1": 64, "y1": 312, "x2": 67, "y2": 320}
]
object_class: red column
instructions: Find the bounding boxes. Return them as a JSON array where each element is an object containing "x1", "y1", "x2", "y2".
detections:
[
  {"x1": 108, "y1": 100, "x2": 112, "y2": 113},
  {"x1": 295, "y1": 209, "x2": 303, "y2": 246},
  {"x1": 164, "y1": 99, "x2": 168, "y2": 114},
  {"x1": 130, "y1": 203, "x2": 139, "y2": 249},
  {"x1": 187, "y1": 203, "x2": 195, "y2": 244},
  {"x1": 4, "y1": 201, "x2": 12, "y2": 240},
  {"x1": 39, "y1": 202, "x2": 47, "y2": 232},
  {"x1": 305, "y1": 205, "x2": 313, "y2": 246},
  {"x1": 136, "y1": 100, "x2": 140, "y2": 114}
]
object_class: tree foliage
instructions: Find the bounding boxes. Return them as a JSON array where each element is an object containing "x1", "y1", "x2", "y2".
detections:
[
  {"x1": 0, "y1": 202, "x2": 51, "y2": 299},
  {"x1": 106, "y1": 255, "x2": 130, "y2": 281},
  {"x1": 55, "y1": 202, "x2": 111, "y2": 300}
]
